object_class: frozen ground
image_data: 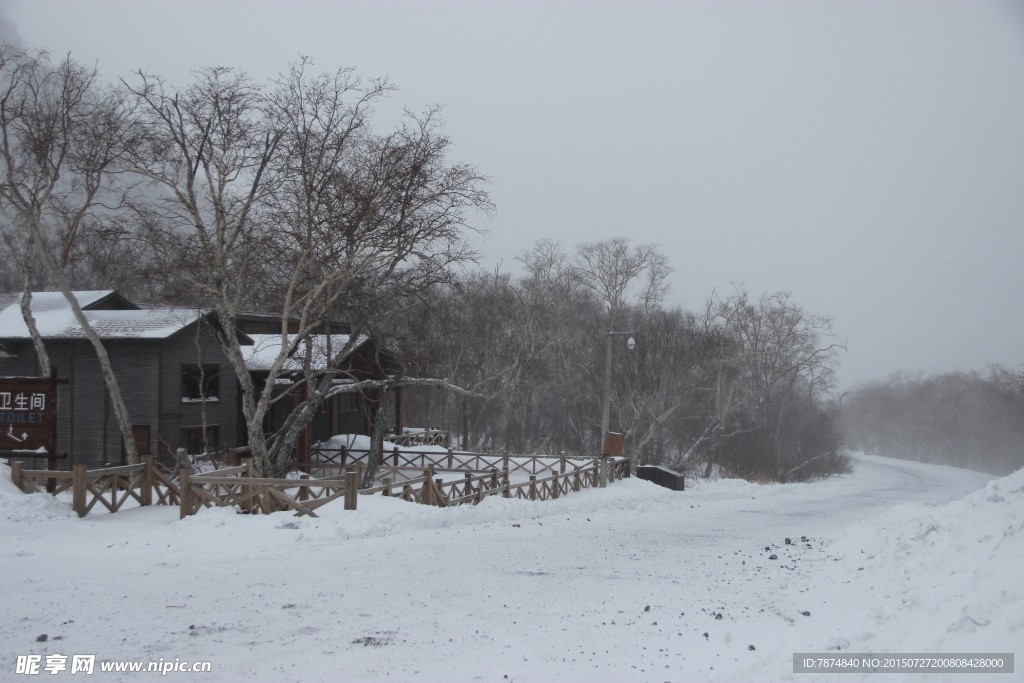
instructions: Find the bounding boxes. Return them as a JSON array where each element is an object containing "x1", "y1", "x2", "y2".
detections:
[{"x1": 1, "y1": 453, "x2": 1019, "y2": 682}]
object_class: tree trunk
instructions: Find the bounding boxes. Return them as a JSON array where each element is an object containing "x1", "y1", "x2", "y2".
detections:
[
  {"x1": 363, "y1": 390, "x2": 395, "y2": 489},
  {"x1": 19, "y1": 280, "x2": 50, "y2": 376},
  {"x1": 28, "y1": 225, "x2": 139, "y2": 463}
]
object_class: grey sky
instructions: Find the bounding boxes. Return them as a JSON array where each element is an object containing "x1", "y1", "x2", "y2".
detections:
[{"x1": 7, "y1": 0, "x2": 1024, "y2": 388}]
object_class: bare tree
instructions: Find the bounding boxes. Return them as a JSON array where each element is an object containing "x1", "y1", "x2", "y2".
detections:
[
  {"x1": 124, "y1": 60, "x2": 491, "y2": 476},
  {"x1": 0, "y1": 45, "x2": 142, "y2": 460},
  {"x1": 570, "y1": 238, "x2": 673, "y2": 463},
  {"x1": 709, "y1": 287, "x2": 845, "y2": 479}
]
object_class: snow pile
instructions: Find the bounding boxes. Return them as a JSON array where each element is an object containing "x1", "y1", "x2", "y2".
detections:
[
  {"x1": 320, "y1": 433, "x2": 373, "y2": 451},
  {"x1": 822, "y1": 466, "x2": 1024, "y2": 656},
  {"x1": 175, "y1": 477, "x2": 679, "y2": 544},
  {"x1": 0, "y1": 464, "x2": 74, "y2": 523}
]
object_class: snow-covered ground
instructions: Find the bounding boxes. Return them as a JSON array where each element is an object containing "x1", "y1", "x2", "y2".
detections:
[{"x1": 1, "y1": 453, "x2": 1019, "y2": 682}]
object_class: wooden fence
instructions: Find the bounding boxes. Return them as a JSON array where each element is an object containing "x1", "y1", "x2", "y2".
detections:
[
  {"x1": 9, "y1": 452, "x2": 630, "y2": 519},
  {"x1": 179, "y1": 462, "x2": 359, "y2": 518},
  {"x1": 383, "y1": 428, "x2": 450, "y2": 448},
  {"x1": 10, "y1": 456, "x2": 181, "y2": 518},
  {"x1": 310, "y1": 445, "x2": 591, "y2": 477}
]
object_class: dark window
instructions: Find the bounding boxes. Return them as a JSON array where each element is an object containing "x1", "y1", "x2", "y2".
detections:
[
  {"x1": 336, "y1": 392, "x2": 358, "y2": 413},
  {"x1": 181, "y1": 425, "x2": 219, "y2": 455},
  {"x1": 182, "y1": 364, "x2": 220, "y2": 401}
]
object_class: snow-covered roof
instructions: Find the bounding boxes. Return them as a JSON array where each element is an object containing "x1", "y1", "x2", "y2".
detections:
[
  {"x1": 0, "y1": 292, "x2": 200, "y2": 340},
  {"x1": 243, "y1": 333, "x2": 370, "y2": 372}
]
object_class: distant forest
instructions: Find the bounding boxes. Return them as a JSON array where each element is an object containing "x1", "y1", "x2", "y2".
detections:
[
  {"x1": 388, "y1": 239, "x2": 849, "y2": 483},
  {"x1": 843, "y1": 366, "x2": 1024, "y2": 475}
]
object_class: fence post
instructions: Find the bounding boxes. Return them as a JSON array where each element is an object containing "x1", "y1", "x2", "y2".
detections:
[
  {"x1": 490, "y1": 468, "x2": 498, "y2": 491},
  {"x1": 528, "y1": 475, "x2": 537, "y2": 500},
  {"x1": 551, "y1": 470, "x2": 560, "y2": 499},
  {"x1": 393, "y1": 446, "x2": 400, "y2": 467},
  {"x1": 447, "y1": 447, "x2": 454, "y2": 469},
  {"x1": 608, "y1": 458, "x2": 615, "y2": 484},
  {"x1": 10, "y1": 461, "x2": 24, "y2": 493},
  {"x1": 299, "y1": 474, "x2": 309, "y2": 502},
  {"x1": 573, "y1": 468, "x2": 581, "y2": 492},
  {"x1": 140, "y1": 456, "x2": 153, "y2": 506},
  {"x1": 46, "y1": 454, "x2": 56, "y2": 493},
  {"x1": 559, "y1": 451, "x2": 566, "y2": 474},
  {"x1": 344, "y1": 467, "x2": 358, "y2": 510},
  {"x1": 502, "y1": 466, "x2": 511, "y2": 498},
  {"x1": 178, "y1": 468, "x2": 193, "y2": 519},
  {"x1": 240, "y1": 458, "x2": 253, "y2": 513},
  {"x1": 383, "y1": 477, "x2": 392, "y2": 497},
  {"x1": 72, "y1": 464, "x2": 87, "y2": 517}
]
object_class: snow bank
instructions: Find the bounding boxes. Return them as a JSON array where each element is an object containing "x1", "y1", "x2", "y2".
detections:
[
  {"x1": 822, "y1": 466, "x2": 1024, "y2": 657},
  {"x1": 174, "y1": 477, "x2": 679, "y2": 543},
  {"x1": 0, "y1": 463, "x2": 74, "y2": 523}
]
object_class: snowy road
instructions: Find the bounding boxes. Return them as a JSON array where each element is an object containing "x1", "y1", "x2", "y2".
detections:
[{"x1": 2, "y1": 454, "x2": 1012, "y2": 682}]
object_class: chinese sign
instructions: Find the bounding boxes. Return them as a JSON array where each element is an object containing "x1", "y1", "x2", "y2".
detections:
[{"x1": 0, "y1": 377, "x2": 58, "y2": 453}]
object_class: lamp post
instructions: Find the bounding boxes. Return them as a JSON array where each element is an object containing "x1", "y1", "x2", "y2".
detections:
[{"x1": 600, "y1": 330, "x2": 635, "y2": 487}]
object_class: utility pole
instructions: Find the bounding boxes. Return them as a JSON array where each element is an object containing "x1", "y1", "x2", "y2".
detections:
[{"x1": 600, "y1": 329, "x2": 635, "y2": 487}]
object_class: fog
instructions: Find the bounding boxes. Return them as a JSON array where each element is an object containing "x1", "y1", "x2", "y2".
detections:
[{"x1": 7, "y1": 0, "x2": 1024, "y2": 388}]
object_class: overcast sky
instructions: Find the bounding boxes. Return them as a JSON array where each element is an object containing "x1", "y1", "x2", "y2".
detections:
[{"x1": 6, "y1": 0, "x2": 1024, "y2": 388}]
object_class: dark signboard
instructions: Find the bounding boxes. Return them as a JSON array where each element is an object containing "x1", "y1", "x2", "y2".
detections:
[
  {"x1": 602, "y1": 431, "x2": 624, "y2": 457},
  {"x1": 0, "y1": 377, "x2": 58, "y2": 454}
]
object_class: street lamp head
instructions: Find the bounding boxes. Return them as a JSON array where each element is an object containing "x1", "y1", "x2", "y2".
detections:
[{"x1": 627, "y1": 336, "x2": 636, "y2": 350}]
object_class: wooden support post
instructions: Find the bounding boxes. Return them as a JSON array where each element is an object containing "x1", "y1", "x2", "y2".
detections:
[
  {"x1": 490, "y1": 468, "x2": 498, "y2": 491},
  {"x1": 299, "y1": 474, "x2": 309, "y2": 502},
  {"x1": 240, "y1": 457, "x2": 253, "y2": 513},
  {"x1": 420, "y1": 468, "x2": 431, "y2": 505},
  {"x1": 426, "y1": 465, "x2": 437, "y2": 505},
  {"x1": 559, "y1": 451, "x2": 566, "y2": 474},
  {"x1": 383, "y1": 477, "x2": 392, "y2": 497},
  {"x1": 551, "y1": 470, "x2": 560, "y2": 499},
  {"x1": 10, "y1": 461, "x2": 24, "y2": 493},
  {"x1": 435, "y1": 478, "x2": 444, "y2": 505},
  {"x1": 393, "y1": 445, "x2": 400, "y2": 467},
  {"x1": 140, "y1": 456, "x2": 153, "y2": 506},
  {"x1": 573, "y1": 468, "x2": 581, "y2": 492},
  {"x1": 609, "y1": 458, "x2": 615, "y2": 483},
  {"x1": 502, "y1": 467, "x2": 511, "y2": 498},
  {"x1": 529, "y1": 475, "x2": 537, "y2": 500},
  {"x1": 46, "y1": 454, "x2": 57, "y2": 493},
  {"x1": 179, "y1": 468, "x2": 193, "y2": 519},
  {"x1": 355, "y1": 461, "x2": 364, "y2": 489},
  {"x1": 447, "y1": 447, "x2": 454, "y2": 469},
  {"x1": 72, "y1": 464, "x2": 87, "y2": 517},
  {"x1": 344, "y1": 468, "x2": 358, "y2": 510}
]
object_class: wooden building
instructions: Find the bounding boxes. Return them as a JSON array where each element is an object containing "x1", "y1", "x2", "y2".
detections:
[{"x1": 0, "y1": 291, "x2": 401, "y2": 468}]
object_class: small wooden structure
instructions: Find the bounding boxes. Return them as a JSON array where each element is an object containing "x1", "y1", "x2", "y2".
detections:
[{"x1": 636, "y1": 465, "x2": 685, "y2": 491}]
